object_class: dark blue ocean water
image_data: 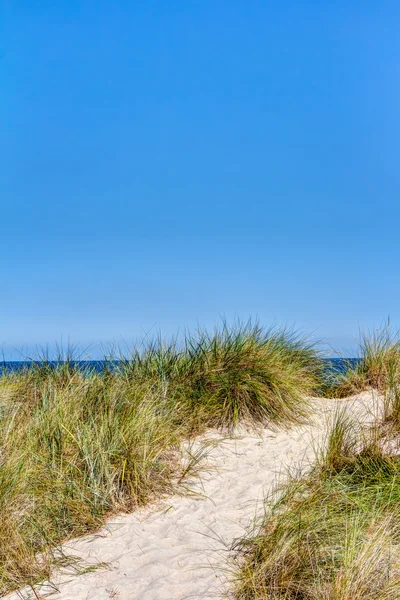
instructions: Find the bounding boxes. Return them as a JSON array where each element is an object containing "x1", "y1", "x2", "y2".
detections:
[
  {"x1": 325, "y1": 358, "x2": 360, "y2": 372},
  {"x1": 0, "y1": 360, "x2": 113, "y2": 375},
  {"x1": 0, "y1": 358, "x2": 360, "y2": 376}
]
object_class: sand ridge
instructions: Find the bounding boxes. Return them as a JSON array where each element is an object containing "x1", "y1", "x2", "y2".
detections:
[{"x1": 7, "y1": 392, "x2": 378, "y2": 600}]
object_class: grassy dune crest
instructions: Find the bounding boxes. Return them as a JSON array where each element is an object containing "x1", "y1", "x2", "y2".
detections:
[
  {"x1": 0, "y1": 323, "x2": 322, "y2": 594},
  {"x1": 181, "y1": 324, "x2": 323, "y2": 428}
]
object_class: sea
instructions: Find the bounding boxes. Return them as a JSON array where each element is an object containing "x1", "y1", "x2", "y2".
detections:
[{"x1": 0, "y1": 358, "x2": 360, "y2": 376}]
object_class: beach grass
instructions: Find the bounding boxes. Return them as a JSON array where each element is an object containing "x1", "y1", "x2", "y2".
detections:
[
  {"x1": 233, "y1": 408, "x2": 400, "y2": 600},
  {"x1": 0, "y1": 322, "x2": 322, "y2": 594},
  {"x1": 323, "y1": 321, "x2": 400, "y2": 398}
]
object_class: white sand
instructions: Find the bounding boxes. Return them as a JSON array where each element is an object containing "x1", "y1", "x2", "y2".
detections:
[{"x1": 8, "y1": 392, "x2": 379, "y2": 600}]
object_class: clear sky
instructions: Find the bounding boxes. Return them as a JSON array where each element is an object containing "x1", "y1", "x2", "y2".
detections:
[{"x1": 1, "y1": 1, "x2": 399, "y2": 358}]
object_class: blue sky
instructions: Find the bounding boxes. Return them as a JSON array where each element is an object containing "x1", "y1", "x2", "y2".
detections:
[{"x1": 1, "y1": 1, "x2": 399, "y2": 358}]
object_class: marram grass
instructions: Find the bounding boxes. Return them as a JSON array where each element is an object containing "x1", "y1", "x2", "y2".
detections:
[
  {"x1": 233, "y1": 411, "x2": 400, "y2": 600},
  {"x1": 325, "y1": 322, "x2": 400, "y2": 398},
  {"x1": 0, "y1": 322, "x2": 322, "y2": 594}
]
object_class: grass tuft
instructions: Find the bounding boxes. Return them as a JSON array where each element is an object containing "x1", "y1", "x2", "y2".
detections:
[
  {"x1": 233, "y1": 410, "x2": 400, "y2": 600},
  {"x1": 181, "y1": 323, "x2": 323, "y2": 429},
  {"x1": 324, "y1": 321, "x2": 400, "y2": 398}
]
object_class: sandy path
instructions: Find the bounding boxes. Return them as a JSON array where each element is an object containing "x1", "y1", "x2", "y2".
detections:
[{"x1": 8, "y1": 392, "x2": 378, "y2": 600}]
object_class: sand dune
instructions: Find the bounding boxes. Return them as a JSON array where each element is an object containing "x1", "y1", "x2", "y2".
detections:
[{"x1": 8, "y1": 392, "x2": 378, "y2": 600}]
